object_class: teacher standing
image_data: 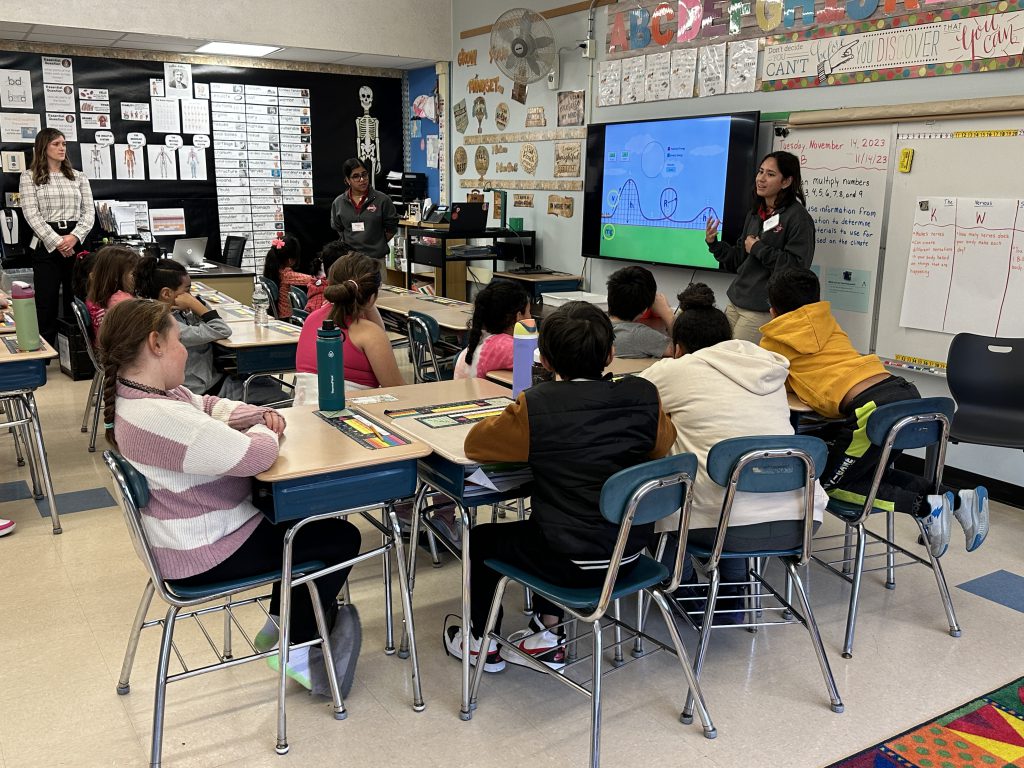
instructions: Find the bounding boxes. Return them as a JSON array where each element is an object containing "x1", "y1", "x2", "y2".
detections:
[
  {"x1": 329, "y1": 158, "x2": 398, "y2": 271},
  {"x1": 19, "y1": 128, "x2": 95, "y2": 346},
  {"x1": 705, "y1": 150, "x2": 814, "y2": 344}
]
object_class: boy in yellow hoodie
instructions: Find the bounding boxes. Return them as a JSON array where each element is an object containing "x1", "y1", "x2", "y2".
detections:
[{"x1": 759, "y1": 268, "x2": 988, "y2": 558}]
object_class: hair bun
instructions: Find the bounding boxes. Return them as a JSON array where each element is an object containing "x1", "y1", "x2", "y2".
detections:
[{"x1": 678, "y1": 282, "x2": 717, "y2": 311}]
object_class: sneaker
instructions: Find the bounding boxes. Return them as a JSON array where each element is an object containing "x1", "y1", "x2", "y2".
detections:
[
  {"x1": 505, "y1": 616, "x2": 566, "y2": 671},
  {"x1": 955, "y1": 487, "x2": 990, "y2": 552},
  {"x1": 0, "y1": 519, "x2": 15, "y2": 537},
  {"x1": 921, "y1": 492, "x2": 953, "y2": 558},
  {"x1": 429, "y1": 504, "x2": 462, "y2": 548},
  {"x1": 444, "y1": 625, "x2": 505, "y2": 672}
]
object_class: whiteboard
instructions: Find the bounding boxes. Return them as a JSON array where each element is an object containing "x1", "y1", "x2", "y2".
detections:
[
  {"x1": 876, "y1": 115, "x2": 1024, "y2": 365},
  {"x1": 774, "y1": 124, "x2": 894, "y2": 352}
]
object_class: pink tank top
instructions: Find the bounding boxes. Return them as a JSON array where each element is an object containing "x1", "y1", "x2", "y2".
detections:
[{"x1": 295, "y1": 303, "x2": 380, "y2": 388}]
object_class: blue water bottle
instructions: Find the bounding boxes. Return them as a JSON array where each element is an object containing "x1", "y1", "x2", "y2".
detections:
[
  {"x1": 316, "y1": 319, "x2": 345, "y2": 410},
  {"x1": 512, "y1": 318, "x2": 538, "y2": 397}
]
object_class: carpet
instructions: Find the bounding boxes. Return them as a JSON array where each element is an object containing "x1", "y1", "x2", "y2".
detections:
[{"x1": 828, "y1": 676, "x2": 1024, "y2": 767}]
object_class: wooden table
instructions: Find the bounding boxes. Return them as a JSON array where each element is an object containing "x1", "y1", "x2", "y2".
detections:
[
  {"x1": 184, "y1": 263, "x2": 255, "y2": 303},
  {"x1": 0, "y1": 309, "x2": 15, "y2": 333},
  {"x1": 252, "y1": 405, "x2": 432, "y2": 751},
  {"x1": 0, "y1": 338, "x2": 61, "y2": 532},
  {"x1": 485, "y1": 355, "x2": 656, "y2": 387},
  {"x1": 376, "y1": 292, "x2": 474, "y2": 333},
  {"x1": 191, "y1": 281, "x2": 242, "y2": 308},
  {"x1": 214, "y1": 320, "x2": 301, "y2": 376}
]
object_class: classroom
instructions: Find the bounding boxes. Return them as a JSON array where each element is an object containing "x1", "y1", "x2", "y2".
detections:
[{"x1": 1, "y1": 1, "x2": 1023, "y2": 766}]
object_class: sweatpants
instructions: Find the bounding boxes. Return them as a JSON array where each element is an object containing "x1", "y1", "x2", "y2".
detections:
[{"x1": 725, "y1": 304, "x2": 772, "y2": 345}]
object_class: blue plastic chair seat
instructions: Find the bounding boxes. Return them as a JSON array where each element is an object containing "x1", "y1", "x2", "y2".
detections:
[
  {"x1": 167, "y1": 560, "x2": 326, "y2": 600},
  {"x1": 688, "y1": 544, "x2": 801, "y2": 560},
  {"x1": 826, "y1": 498, "x2": 888, "y2": 522},
  {"x1": 484, "y1": 555, "x2": 668, "y2": 610}
]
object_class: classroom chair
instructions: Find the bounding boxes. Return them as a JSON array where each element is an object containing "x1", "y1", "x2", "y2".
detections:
[
  {"x1": 406, "y1": 310, "x2": 455, "y2": 383},
  {"x1": 259, "y1": 276, "x2": 280, "y2": 318},
  {"x1": 946, "y1": 333, "x2": 1024, "y2": 451},
  {"x1": 289, "y1": 285, "x2": 307, "y2": 312},
  {"x1": 71, "y1": 297, "x2": 104, "y2": 452},
  {"x1": 222, "y1": 235, "x2": 247, "y2": 268},
  {"x1": 811, "y1": 397, "x2": 958, "y2": 659},
  {"x1": 103, "y1": 451, "x2": 343, "y2": 767},
  {"x1": 467, "y1": 454, "x2": 716, "y2": 768},
  {"x1": 665, "y1": 435, "x2": 843, "y2": 724}
]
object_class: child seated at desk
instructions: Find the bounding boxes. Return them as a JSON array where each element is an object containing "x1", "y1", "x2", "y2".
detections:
[
  {"x1": 134, "y1": 255, "x2": 232, "y2": 395},
  {"x1": 99, "y1": 298, "x2": 361, "y2": 690},
  {"x1": 760, "y1": 268, "x2": 988, "y2": 556},
  {"x1": 640, "y1": 283, "x2": 827, "y2": 621},
  {"x1": 263, "y1": 235, "x2": 313, "y2": 320},
  {"x1": 446, "y1": 301, "x2": 675, "y2": 672},
  {"x1": 454, "y1": 280, "x2": 530, "y2": 380},
  {"x1": 304, "y1": 240, "x2": 353, "y2": 313},
  {"x1": 86, "y1": 245, "x2": 139, "y2": 333},
  {"x1": 294, "y1": 251, "x2": 404, "y2": 390},
  {"x1": 606, "y1": 265, "x2": 674, "y2": 358}
]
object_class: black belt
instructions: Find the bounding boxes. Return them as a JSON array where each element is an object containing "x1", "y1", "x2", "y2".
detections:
[{"x1": 49, "y1": 219, "x2": 77, "y2": 231}]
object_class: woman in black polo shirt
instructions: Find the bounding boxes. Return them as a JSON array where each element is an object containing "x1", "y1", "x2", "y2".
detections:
[{"x1": 329, "y1": 158, "x2": 398, "y2": 270}]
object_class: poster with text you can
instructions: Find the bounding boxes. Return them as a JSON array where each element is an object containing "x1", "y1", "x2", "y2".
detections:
[{"x1": 774, "y1": 124, "x2": 892, "y2": 351}]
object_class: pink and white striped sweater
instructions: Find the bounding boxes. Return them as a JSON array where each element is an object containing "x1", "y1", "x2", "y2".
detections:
[{"x1": 114, "y1": 383, "x2": 280, "y2": 579}]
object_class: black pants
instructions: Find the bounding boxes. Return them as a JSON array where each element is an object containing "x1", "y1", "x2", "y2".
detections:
[
  {"x1": 469, "y1": 519, "x2": 634, "y2": 636},
  {"x1": 175, "y1": 518, "x2": 361, "y2": 642},
  {"x1": 31, "y1": 226, "x2": 76, "y2": 346}
]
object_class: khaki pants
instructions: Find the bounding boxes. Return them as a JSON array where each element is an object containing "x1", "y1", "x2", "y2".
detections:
[{"x1": 725, "y1": 304, "x2": 771, "y2": 344}]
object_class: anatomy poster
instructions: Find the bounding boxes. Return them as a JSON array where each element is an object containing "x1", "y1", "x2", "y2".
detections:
[
  {"x1": 164, "y1": 63, "x2": 192, "y2": 98},
  {"x1": 114, "y1": 143, "x2": 144, "y2": 180},
  {"x1": 147, "y1": 144, "x2": 177, "y2": 180},
  {"x1": 80, "y1": 143, "x2": 112, "y2": 180},
  {"x1": 178, "y1": 145, "x2": 207, "y2": 181}
]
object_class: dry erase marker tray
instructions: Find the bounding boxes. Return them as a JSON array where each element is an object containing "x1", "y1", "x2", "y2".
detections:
[{"x1": 314, "y1": 409, "x2": 411, "y2": 450}]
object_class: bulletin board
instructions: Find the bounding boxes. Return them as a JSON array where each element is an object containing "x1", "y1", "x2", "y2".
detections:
[{"x1": 0, "y1": 47, "x2": 403, "y2": 271}]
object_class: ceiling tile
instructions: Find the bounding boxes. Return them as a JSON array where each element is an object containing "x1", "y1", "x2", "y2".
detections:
[
  {"x1": 264, "y1": 47, "x2": 342, "y2": 63},
  {"x1": 110, "y1": 39, "x2": 203, "y2": 53}
]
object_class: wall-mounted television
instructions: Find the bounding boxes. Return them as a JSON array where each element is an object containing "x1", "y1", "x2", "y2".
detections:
[{"x1": 581, "y1": 111, "x2": 760, "y2": 270}]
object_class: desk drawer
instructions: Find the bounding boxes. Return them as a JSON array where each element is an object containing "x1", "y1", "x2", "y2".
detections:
[{"x1": 0, "y1": 359, "x2": 47, "y2": 391}]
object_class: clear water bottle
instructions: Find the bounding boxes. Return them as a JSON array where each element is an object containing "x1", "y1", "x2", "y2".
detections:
[{"x1": 252, "y1": 279, "x2": 270, "y2": 327}]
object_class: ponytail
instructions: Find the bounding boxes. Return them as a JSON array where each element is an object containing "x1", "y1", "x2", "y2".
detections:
[
  {"x1": 323, "y1": 252, "x2": 381, "y2": 327},
  {"x1": 465, "y1": 281, "x2": 530, "y2": 364},
  {"x1": 134, "y1": 255, "x2": 187, "y2": 300}
]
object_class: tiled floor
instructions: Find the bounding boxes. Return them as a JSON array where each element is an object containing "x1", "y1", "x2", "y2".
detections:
[{"x1": 1, "y1": 368, "x2": 1023, "y2": 767}]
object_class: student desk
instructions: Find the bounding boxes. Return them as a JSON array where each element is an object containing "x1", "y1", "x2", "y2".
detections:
[
  {"x1": 1, "y1": 309, "x2": 15, "y2": 333},
  {"x1": 491, "y1": 270, "x2": 582, "y2": 306},
  {"x1": 485, "y1": 356, "x2": 656, "y2": 387},
  {"x1": 0, "y1": 338, "x2": 61, "y2": 532},
  {"x1": 357, "y1": 378, "x2": 531, "y2": 719},
  {"x1": 183, "y1": 263, "x2": 254, "y2": 303},
  {"x1": 214, "y1": 320, "x2": 300, "y2": 377},
  {"x1": 375, "y1": 290, "x2": 474, "y2": 333},
  {"x1": 190, "y1": 281, "x2": 242, "y2": 308}
]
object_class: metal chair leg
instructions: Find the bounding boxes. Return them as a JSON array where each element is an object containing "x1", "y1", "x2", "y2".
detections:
[
  {"x1": 81, "y1": 371, "x2": 98, "y2": 432},
  {"x1": 307, "y1": 581, "x2": 345, "y2": 719},
  {"x1": 459, "y1": 503, "x2": 474, "y2": 720},
  {"x1": 518, "y1": 499, "x2": 533, "y2": 615},
  {"x1": 151, "y1": 604, "x2": 180, "y2": 768},
  {"x1": 914, "y1": 517, "x2": 962, "y2": 638},
  {"x1": 589, "y1": 618, "x2": 603, "y2": 768},
  {"x1": 221, "y1": 596, "x2": 233, "y2": 660},
  {"x1": 5, "y1": 399, "x2": 26, "y2": 467},
  {"x1": 468, "y1": 576, "x2": 511, "y2": 716},
  {"x1": 88, "y1": 371, "x2": 104, "y2": 452},
  {"x1": 683, "y1": 568, "x2": 720, "y2": 723},
  {"x1": 117, "y1": 581, "x2": 156, "y2": 695},
  {"x1": 842, "y1": 524, "x2": 867, "y2": 659},
  {"x1": 24, "y1": 393, "x2": 61, "y2": 534},
  {"x1": 787, "y1": 561, "x2": 844, "y2": 713},
  {"x1": 841, "y1": 524, "x2": 854, "y2": 575},
  {"x1": 885, "y1": 510, "x2": 896, "y2": 589},
  {"x1": 386, "y1": 505, "x2": 426, "y2": 710},
  {"x1": 611, "y1": 599, "x2": 624, "y2": 666},
  {"x1": 381, "y1": 508, "x2": 395, "y2": 655}
]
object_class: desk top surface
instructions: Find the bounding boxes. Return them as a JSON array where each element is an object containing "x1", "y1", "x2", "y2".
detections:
[
  {"x1": 486, "y1": 356, "x2": 655, "y2": 386},
  {"x1": 0, "y1": 337, "x2": 57, "y2": 362},
  {"x1": 185, "y1": 263, "x2": 254, "y2": 278},
  {"x1": 493, "y1": 271, "x2": 582, "y2": 283},
  {"x1": 191, "y1": 282, "x2": 242, "y2": 308},
  {"x1": 376, "y1": 291, "x2": 473, "y2": 331},
  {"x1": 356, "y1": 378, "x2": 511, "y2": 464},
  {"x1": 215, "y1": 320, "x2": 301, "y2": 347},
  {"x1": 256, "y1": 405, "x2": 431, "y2": 482},
  {"x1": 0, "y1": 310, "x2": 15, "y2": 334}
]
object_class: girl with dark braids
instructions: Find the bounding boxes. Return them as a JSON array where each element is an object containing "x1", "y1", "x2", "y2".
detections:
[{"x1": 454, "y1": 281, "x2": 530, "y2": 380}]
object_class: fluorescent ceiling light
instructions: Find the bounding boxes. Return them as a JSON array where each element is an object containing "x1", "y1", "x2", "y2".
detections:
[{"x1": 195, "y1": 42, "x2": 281, "y2": 57}]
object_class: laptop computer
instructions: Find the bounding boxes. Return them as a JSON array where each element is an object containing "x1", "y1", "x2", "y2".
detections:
[
  {"x1": 448, "y1": 202, "x2": 488, "y2": 233},
  {"x1": 169, "y1": 237, "x2": 209, "y2": 267}
]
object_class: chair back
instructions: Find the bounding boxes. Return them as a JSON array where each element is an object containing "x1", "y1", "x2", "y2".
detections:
[
  {"x1": 706, "y1": 435, "x2": 828, "y2": 567},
  {"x1": 103, "y1": 451, "x2": 176, "y2": 603},
  {"x1": 222, "y1": 235, "x2": 247, "y2": 268},
  {"x1": 596, "y1": 453, "x2": 698, "y2": 603},
  {"x1": 71, "y1": 297, "x2": 101, "y2": 367},
  {"x1": 290, "y1": 308, "x2": 308, "y2": 325},
  {"x1": 289, "y1": 285, "x2": 307, "y2": 310},
  {"x1": 258, "y1": 277, "x2": 280, "y2": 318},
  {"x1": 407, "y1": 311, "x2": 452, "y2": 383},
  {"x1": 946, "y1": 334, "x2": 1024, "y2": 448}
]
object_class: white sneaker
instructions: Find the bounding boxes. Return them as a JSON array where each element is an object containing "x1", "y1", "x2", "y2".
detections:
[
  {"x1": 921, "y1": 493, "x2": 952, "y2": 558},
  {"x1": 444, "y1": 625, "x2": 505, "y2": 672},
  {"x1": 505, "y1": 618, "x2": 566, "y2": 671},
  {"x1": 955, "y1": 487, "x2": 990, "y2": 552},
  {"x1": 0, "y1": 518, "x2": 15, "y2": 537}
]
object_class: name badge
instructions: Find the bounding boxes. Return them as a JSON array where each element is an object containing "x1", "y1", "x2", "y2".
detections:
[
  {"x1": 352, "y1": 222, "x2": 365, "y2": 232},
  {"x1": 762, "y1": 213, "x2": 780, "y2": 231}
]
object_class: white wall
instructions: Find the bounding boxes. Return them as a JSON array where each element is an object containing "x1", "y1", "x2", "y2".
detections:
[
  {"x1": 450, "y1": 1, "x2": 1024, "y2": 488},
  {"x1": 4, "y1": 0, "x2": 452, "y2": 61}
]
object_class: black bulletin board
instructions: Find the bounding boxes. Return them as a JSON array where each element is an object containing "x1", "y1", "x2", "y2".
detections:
[{"x1": 0, "y1": 48, "x2": 403, "y2": 270}]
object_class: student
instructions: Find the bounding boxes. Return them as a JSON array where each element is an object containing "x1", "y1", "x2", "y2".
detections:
[
  {"x1": 294, "y1": 251, "x2": 404, "y2": 389},
  {"x1": 454, "y1": 280, "x2": 531, "y2": 380},
  {"x1": 760, "y1": 268, "x2": 988, "y2": 556},
  {"x1": 640, "y1": 283, "x2": 827, "y2": 621},
  {"x1": 445, "y1": 301, "x2": 675, "y2": 672},
  {"x1": 705, "y1": 151, "x2": 815, "y2": 344},
  {"x1": 262, "y1": 235, "x2": 313, "y2": 320},
  {"x1": 304, "y1": 240, "x2": 353, "y2": 313},
  {"x1": 605, "y1": 265, "x2": 674, "y2": 358},
  {"x1": 98, "y1": 298, "x2": 361, "y2": 689},
  {"x1": 134, "y1": 256, "x2": 232, "y2": 395},
  {"x1": 86, "y1": 244, "x2": 138, "y2": 334}
]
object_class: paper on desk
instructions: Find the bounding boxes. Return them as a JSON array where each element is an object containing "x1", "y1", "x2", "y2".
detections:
[
  {"x1": 465, "y1": 463, "x2": 532, "y2": 492},
  {"x1": 348, "y1": 394, "x2": 400, "y2": 404}
]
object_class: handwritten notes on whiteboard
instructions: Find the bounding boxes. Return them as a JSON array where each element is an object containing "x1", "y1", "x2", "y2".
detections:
[
  {"x1": 774, "y1": 125, "x2": 890, "y2": 351},
  {"x1": 901, "y1": 197, "x2": 1024, "y2": 336}
]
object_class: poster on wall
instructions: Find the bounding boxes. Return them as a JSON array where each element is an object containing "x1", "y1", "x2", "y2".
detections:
[
  {"x1": 151, "y1": 98, "x2": 181, "y2": 133},
  {"x1": 114, "y1": 143, "x2": 145, "y2": 180},
  {"x1": 726, "y1": 40, "x2": 759, "y2": 94},
  {"x1": 45, "y1": 112, "x2": 77, "y2": 141},
  {"x1": 0, "y1": 69, "x2": 33, "y2": 109},
  {"x1": 78, "y1": 88, "x2": 107, "y2": 101},
  {"x1": 41, "y1": 56, "x2": 73, "y2": 84},
  {"x1": 669, "y1": 49, "x2": 698, "y2": 99},
  {"x1": 147, "y1": 144, "x2": 177, "y2": 180},
  {"x1": 698, "y1": 44, "x2": 727, "y2": 97},
  {"x1": 80, "y1": 143, "x2": 113, "y2": 180},
  {"x1": 620, "y1": 57, "x2": 645, "y2": 103},
  {"x1": 121, "y1": 102, "x2": 150, "y2": 121},
  {"x1": 43, "y1": 83, "x2": 75, "y2": 112},
  {"x1": 80, "y1": 114, "x2": 112, "y2": 129},
  {"x1": 553, "y1": 141, "x2": 581, "y2": 178},
  {"x1": 178, "y1": 145, "x2": 207, "y2": 181},
  {"x1": 597, "y1": 59, "x2": 622, "y2": 106},
  {"x1": 0, "y1": 113, "x2": 40, "y2": 142},
  {"x1": 180, "y1": 98, "x2": 210, "y2": 134},
  {"x1": 644, "y1": 51, "x2": 671, "y2": 102},
  {"x1": 164, "y1": 63, "x2": 192, "y2": 98},
  {"x1": 556, "y1": 91, "x2": 585, "y2": 126}
]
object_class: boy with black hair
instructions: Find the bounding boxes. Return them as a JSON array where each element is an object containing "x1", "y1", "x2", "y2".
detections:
[
  {"x1": 606, "y1": 265, "x2": 674, "y2": 358},
  {"x1": 760, "y1": 268, "x2": 988, "y2": 558},
  {"x1": 445, "y1": 301, "x2": 675, "y2": 672}
]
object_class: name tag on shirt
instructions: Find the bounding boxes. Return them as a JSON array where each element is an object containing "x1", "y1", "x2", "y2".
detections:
[
  {"x1": 352, "y1": 222, "x2": 365, "y2": 232},
  {"x1": 762, "y1": 213, "x2": 780, "y2": 231}
]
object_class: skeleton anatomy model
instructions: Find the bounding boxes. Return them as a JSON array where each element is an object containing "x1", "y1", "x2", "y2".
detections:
[
  {"x1": 355, "y1": 85, "x2": 380, "y2": 179},
  {"x1": 90, "y1": 145, "x2": 103, "y2": 178}
]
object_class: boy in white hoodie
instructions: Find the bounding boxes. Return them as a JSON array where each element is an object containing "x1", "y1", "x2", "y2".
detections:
[{"x1": 640, "y1": 283, "x2": 827, "y2": 621}]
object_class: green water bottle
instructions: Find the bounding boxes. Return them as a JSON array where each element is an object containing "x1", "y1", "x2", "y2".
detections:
[{"x1": 12, "y1": 281, "x2": 40, "y2": 351}]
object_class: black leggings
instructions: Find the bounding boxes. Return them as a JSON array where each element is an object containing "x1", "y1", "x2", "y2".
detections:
[
  {"x1": 32, "y1": 245, "x2": 75, "y2": 346},
  {"x1": 175, "y1": 518, "x2": 361, "y2": 642}
]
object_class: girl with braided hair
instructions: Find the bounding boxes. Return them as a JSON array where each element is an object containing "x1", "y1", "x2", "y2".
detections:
[
  {"x1": 98, "y1": 298, "x2": 361, "y2": 690},
  {"x1": 453, "y1": 280, "x2": 530, "y2": 380}
]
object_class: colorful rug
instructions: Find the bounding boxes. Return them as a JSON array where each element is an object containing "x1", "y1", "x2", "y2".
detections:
[{"x1": 828, "y1": 676, "x2": 1024, "y2": 768}]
